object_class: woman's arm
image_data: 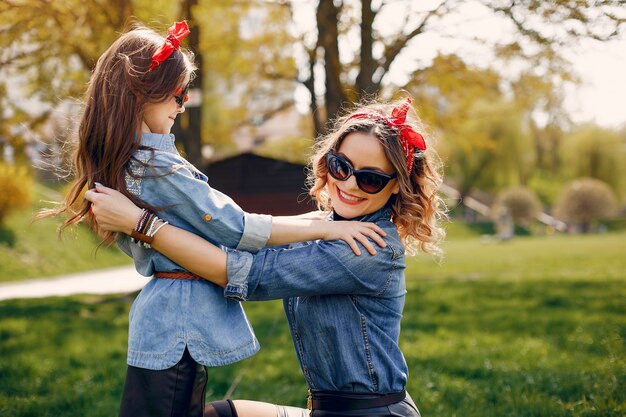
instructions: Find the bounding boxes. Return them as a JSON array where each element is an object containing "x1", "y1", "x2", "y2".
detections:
[
  {"x1": 87, "y1": 183, "x2": 385, "y2": 255},
  {"x1": 86, "y1": 185, "x2": 388, "y2": 282},
  {"x1": 267, "y1": 215, "x2": 385, "y2": 255},
  {"x1": 151, "y1": 223, "x2": 229, "y2": 286}
]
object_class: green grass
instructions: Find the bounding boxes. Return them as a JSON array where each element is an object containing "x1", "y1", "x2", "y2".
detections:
[
  {"x1": 0, "y1": 232, "x2": 624, "y2": 416},
  {"x1": 0, "y1": 184, "x2": 131, "y2": 283}
]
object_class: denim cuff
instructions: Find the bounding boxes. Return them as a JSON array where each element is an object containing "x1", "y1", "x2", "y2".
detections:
[
  {"x1": 237, "y1": 213, "x2": 272, "y2": 252},
  {"x1": 224, "y1": 250, "x2": 254, "y2": 301}
]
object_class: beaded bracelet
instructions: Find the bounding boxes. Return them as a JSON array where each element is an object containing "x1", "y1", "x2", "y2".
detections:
[
  {"x1": 130, "y1": 209, "x2": 148, "y2": 245},
  {"x1": 130, "y1": 209, "x2": 168, "y2": 249}
]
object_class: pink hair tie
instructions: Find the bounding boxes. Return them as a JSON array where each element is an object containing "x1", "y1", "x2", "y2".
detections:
[
  {"x1": 348, "y1": 98, "x2": 426, "y2": 174},
  {"x1": 149, "y1": 21, "x2": 190, "y2": 72}
]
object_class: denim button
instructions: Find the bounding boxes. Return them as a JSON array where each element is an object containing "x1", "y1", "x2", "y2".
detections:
[{"x1": 203, "y1": 214, "x2": 212, "y2": 221}]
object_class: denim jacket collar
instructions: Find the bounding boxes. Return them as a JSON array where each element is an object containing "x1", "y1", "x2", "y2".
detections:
[
  {"x1": 331, "y1": 206, "x2": 393, "y2": 224},
  {"x1": 139, "y1": 132, "x2": 177, "y2": 152}
]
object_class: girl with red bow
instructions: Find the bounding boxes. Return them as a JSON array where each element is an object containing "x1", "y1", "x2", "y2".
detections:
[
  {"x1": 86, "y1": 96, "x2": 446, "y2": 417},
  {"x1": 41, "y1": 21, "x2": 389, "y2": 417}
]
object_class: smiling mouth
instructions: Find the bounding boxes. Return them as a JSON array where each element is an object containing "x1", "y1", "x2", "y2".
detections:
[{"x1": 337, "y1": 187, "x2": 365, "y2": 203}]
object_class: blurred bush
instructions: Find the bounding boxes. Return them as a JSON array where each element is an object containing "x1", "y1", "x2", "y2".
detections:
[
  {"x1": 493, "y1": 186, "x2": 542, "y2": 227},
  {"x1": 560, "y1": 126, "x2": 625, "y2": 200},
  {"x1": 0, "y1": 162, "x2": 33, "y2": 226},
  {"x1": 554, "y1": 177, "x2": 618, "y2": 233}
]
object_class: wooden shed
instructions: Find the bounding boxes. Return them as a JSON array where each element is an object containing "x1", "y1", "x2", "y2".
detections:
[{"x1": 205, "y1": 153, "x2": 316, "y2": 216}]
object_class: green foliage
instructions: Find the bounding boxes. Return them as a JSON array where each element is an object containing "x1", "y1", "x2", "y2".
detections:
[
  {"x1": 560, "y1": 125, "x2": 626, "y2": 200},
  {"x1": 554, "y1": 178, "x2": 619, "y2": 232},
  {"x1": 447, "y1": 99, "x2": 535, "y2": 194},
  {"x1": 195, "y1": 1, "x2": 298, "y2": 150},
  {"x1": 0, "y1": 163, "x2": 33, "y2": 226},
  {"x1": 408, "y1": 55, "x2": 541, "y2": 196},
  {"x1": 1, "y1": 231, "x2": 625, "y2": 416},
  {"x1": 527, "y1": 173, "x2": 566, "y2": 206},
  {"x1": 0, "y1": 184, "x2": 131, "y2": 282}
]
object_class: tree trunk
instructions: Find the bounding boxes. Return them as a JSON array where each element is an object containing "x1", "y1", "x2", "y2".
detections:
[
  {"x1": 316, "y1": 0, "x2": 346, "y2": 128},
  {"x1": 173, "y1": 0, "x2": 203, "y2": 169},
  {"x1": 355, "y1": 0, "x2": 376, "y2": 98}
]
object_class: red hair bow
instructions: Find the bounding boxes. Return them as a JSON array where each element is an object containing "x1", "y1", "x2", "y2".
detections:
[
  {"x1": 149, "y1": 21, "x2": 190, "y2": 72},
  {"x1": 348, "y1": 98, "x2": 426, "y2": 174}
]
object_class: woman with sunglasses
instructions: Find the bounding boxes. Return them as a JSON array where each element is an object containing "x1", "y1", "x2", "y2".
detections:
[{"x1": 86, "y1": 98, "x2": 446, "y2": 417}]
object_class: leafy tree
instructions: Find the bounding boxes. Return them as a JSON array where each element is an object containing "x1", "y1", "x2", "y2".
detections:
[
  {"x1": 2, "y1": 0, "x2": 623, "y2": 164},
  {"x1": 192, "y1": 1, "x2": 299, "y2": 155},
  {"x1": 554, "y1": 177, "x2": 618, "y2": 233},
  {"x1": 560, "y1": 125, "x2": 626, "y2": 200},
  {"x1": 406, "y1": 54, "x2": 525, "y2": 197},
  {"x1": 285, "y1": 0, "x2": 623, "y2": 133},
  {"x1": 437, "y1": 96, "x2": 535, "y2": 197}
]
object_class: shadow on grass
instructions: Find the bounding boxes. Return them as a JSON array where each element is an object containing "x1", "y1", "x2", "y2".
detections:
[{"x1": 0, "y1": 226, "x2": 15, "y2": 247}]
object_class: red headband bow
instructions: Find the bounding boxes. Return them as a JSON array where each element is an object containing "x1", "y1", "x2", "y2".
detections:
[
  {"x1": 348, "y1": 98, "x2": 426, "y2": 174},
  {"x1": 149, "y1": 21, "x2": 190, "y2": 72}
]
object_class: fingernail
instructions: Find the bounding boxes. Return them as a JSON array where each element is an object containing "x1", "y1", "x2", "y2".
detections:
[{"x1": 94, "y1": 182, "x2": 102, "y2": 187}]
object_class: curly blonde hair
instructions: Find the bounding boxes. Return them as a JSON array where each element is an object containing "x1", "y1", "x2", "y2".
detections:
[{"x1": 307, "y1": 98, "x2": 446, "y2": 256}]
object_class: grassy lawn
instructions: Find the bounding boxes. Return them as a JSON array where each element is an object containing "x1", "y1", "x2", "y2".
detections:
[
  {"x1": 0, "y1": 230, "x2": 624, "y2": 416},
  {"x1": 0, "y1": 184, "x2": 131, "y2": 283}
]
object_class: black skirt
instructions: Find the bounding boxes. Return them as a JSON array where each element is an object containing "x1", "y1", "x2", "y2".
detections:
[{"x1": 118, "y1": 347, "x2": 208, "y2": 417}]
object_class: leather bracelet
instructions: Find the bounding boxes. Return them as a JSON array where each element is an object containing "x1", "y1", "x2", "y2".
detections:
[{"x1": 130, "y1": 229, "x2": 154, "y2": 245}]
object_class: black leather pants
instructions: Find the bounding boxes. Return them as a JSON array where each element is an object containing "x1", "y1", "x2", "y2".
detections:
[{"x1": 119, "y1": 348, "x2": 208, "y2": 417}]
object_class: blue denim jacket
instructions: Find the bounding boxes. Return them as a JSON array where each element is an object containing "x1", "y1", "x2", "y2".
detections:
[
  {"x1": 118, "y1": 132, "x2": 272, "y2": 370},
  {"x1": 225, "y1": 207, "x2": 409, "y2": 393}
]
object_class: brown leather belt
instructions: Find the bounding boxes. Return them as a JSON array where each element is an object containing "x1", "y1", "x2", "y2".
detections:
[{"x1": 154, "y1": 272, "x2": 203, "y2": 281}]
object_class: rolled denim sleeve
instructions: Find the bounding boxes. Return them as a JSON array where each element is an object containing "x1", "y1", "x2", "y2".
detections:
[
  {"x1": 238, "y1": 212, "x2": 272, "y2": 252},
  {"x1": 223, "y1": 231, "x2": 405, "y2": 301},
  {"x1": 224, "y1": 250, "x2": 254, "y2": 301},
  {"x1": 141, "y1": 151, "x2": 271, "y2": 252}
]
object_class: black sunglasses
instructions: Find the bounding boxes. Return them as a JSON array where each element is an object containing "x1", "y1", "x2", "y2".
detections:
[
  {"x1": 325, "y1": 152, "x2": 397, "y2": 194},
  {"x1": 173, "y1": 81, "x2": 190, "y2": 107}
]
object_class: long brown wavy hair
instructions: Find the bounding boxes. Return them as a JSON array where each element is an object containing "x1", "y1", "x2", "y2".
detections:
[
  {"x1": 38, "y1": 24, "x2": 196, "y2": 244},
  {"x1": 308, "y1": 98, "x2": 446, "y2": 256}
]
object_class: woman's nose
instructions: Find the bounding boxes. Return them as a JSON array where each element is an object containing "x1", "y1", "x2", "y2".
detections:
[{"x1": 345, "y1": 173, "x2": 359, "y2": 191}]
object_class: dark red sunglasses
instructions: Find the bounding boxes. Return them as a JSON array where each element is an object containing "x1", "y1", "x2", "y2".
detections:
[
  {"x1": 325, "y1": 152, "x2": 396, "y2": 194},
  {"x1": 173, "y1": 81, "x2": 190, "y2": 107}
]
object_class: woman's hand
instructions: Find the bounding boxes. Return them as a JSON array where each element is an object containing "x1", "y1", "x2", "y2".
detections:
[
  {"x1": 84, "y1": 184, "x2": 143, "y2": 235},
  {"x1": 321, "y1": 221, "x2": 387, "y2": 256}
]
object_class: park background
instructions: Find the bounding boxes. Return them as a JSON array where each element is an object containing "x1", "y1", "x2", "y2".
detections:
[{"x1": 0, "y1": 1, "x2": 624, "y2": 416}]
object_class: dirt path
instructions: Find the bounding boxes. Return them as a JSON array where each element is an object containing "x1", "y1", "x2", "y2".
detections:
[{"x1": 0, "y1": 266, "x2": 150, "y2": 301}]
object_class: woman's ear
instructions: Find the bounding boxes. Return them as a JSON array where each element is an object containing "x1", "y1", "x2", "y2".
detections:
[{"x1": 392, "y1": 181, "x2": 400, "y2": 195}]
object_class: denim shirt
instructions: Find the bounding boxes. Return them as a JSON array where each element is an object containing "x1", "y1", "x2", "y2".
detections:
[
  {"x1": 118, "y1": 132, "x2": 272, "y2": 370},
  {"x1": 224, "y1": 207, "x2": 409, "y2": 393}
]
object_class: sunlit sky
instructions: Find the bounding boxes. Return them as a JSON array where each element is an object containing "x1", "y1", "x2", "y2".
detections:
[{"x1": 563, "y1": 39, "x2": 626, "y2": 128}]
